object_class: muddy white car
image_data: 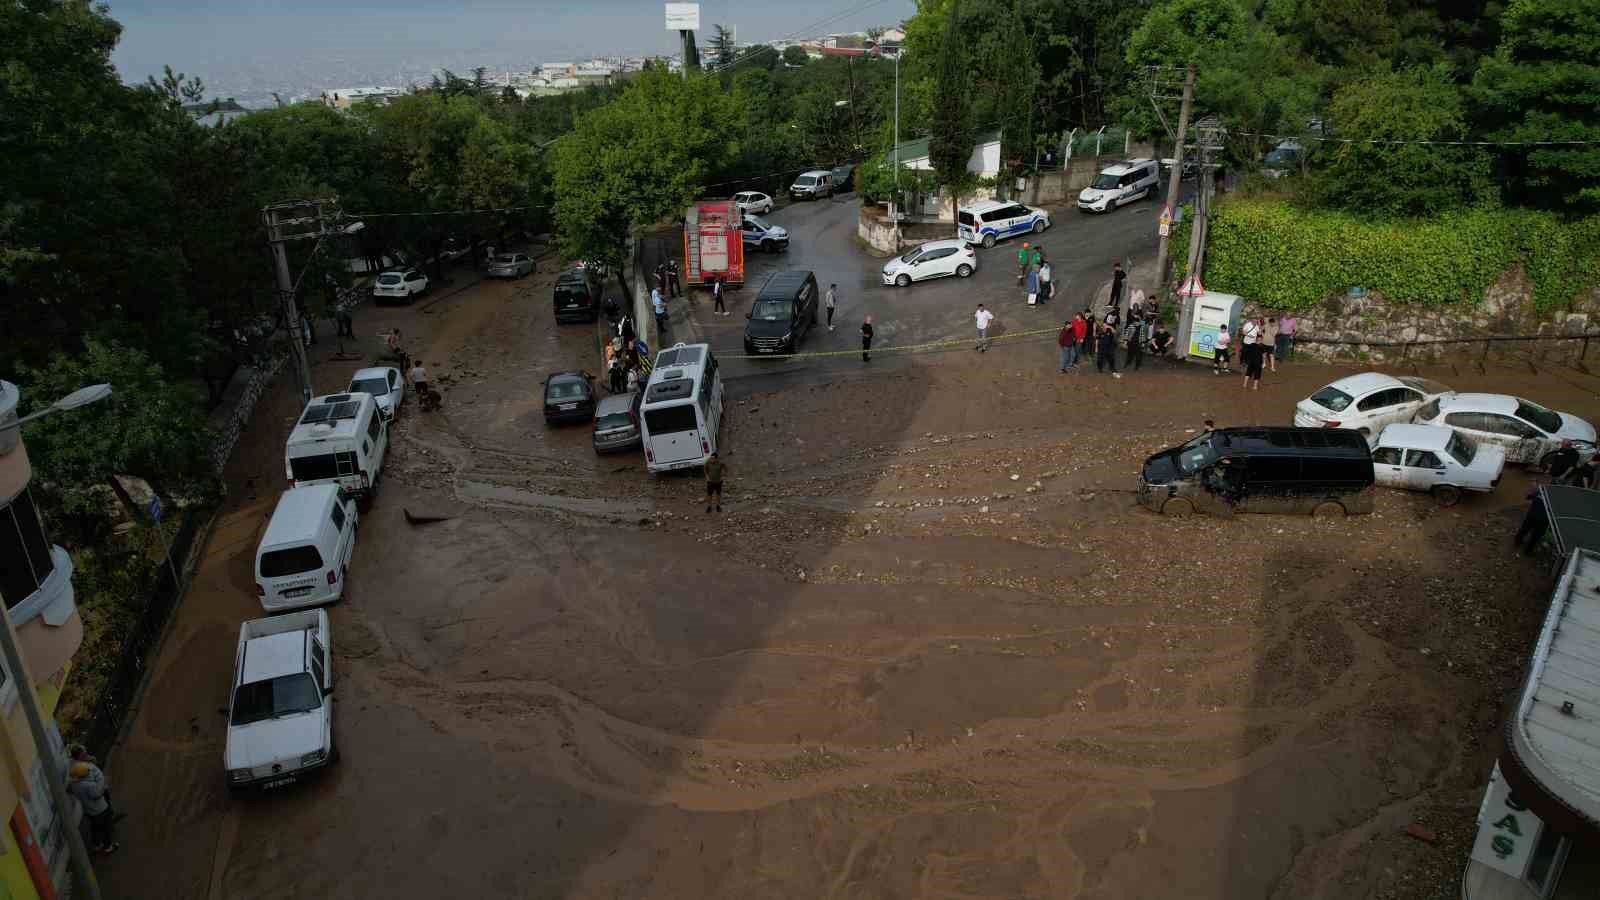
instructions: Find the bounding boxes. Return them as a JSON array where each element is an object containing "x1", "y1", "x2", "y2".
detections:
[
  {"x1": 1294, "y1": 372, "x2": 1452, "y2": 437},
  {"x1": 226, "y1": 610, "x2": 336, "y2": 792},
  {"x1": 1370, "y1": 424, "x2": 1504, "y2": 506},
  {"x1": 1413, "y1": 392, "x2": 1596, "y2": 467}
]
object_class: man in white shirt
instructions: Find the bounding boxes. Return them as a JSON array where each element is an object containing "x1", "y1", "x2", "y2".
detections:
[
  {"x1": 1240, "y1": 317, "x2": 1260, "y2": 346},
  {"x1": 1038, "y1": 261, "x2": 1053, "y2": 304},
  {"x1": 975, "y1": 304, "x2": 995, "y2": 352},
  {"x1": 409, "y1": 360, "x2": 429, "y2": 395}
]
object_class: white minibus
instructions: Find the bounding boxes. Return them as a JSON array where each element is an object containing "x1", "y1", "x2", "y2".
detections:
[
  {"x1": 640, "y1": 343, "x2": 724, "y2": 473},
  {"x1": 285, "y1": 392, "x2": 388, "y2": 504}
]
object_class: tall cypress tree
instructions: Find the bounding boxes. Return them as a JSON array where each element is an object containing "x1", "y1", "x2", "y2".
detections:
[{"x1": 928, "y1": 0, "x2": 972, "y2": 192}]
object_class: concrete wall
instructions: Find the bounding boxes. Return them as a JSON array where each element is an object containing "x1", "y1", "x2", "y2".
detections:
[
  {"x1": 858, "y1": 206, "x2": 960, "y2": 255},
  {"x1": 1022, "y1": 159, "x2": 1102, "y2": 206}
]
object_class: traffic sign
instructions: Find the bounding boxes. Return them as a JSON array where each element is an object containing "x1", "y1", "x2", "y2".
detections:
[{"x1": 1159, "y1": 224, "x2": 1170, "y2": 237}]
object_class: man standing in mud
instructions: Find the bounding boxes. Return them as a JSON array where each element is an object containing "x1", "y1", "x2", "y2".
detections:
[
  {"x1": 704, "y1": 452, "x2": 724, "y2": 513},
  {"x1": 861, "y1": 316, "x2": 874, "y2": 362}
]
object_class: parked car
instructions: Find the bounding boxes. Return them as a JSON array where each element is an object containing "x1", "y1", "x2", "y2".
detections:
[
  {"x1": 788, "y1": 170, "x2": 835, "y2": 200},
  {"x1": 881, "y1": 239, "x2": 977, "y2": 287},
  {"x1": 734, "y1": 191, "x2": 774, "y2": 215},
  {"x1": 553, "y1": 266, "x2": 602, "y2": 324},
  {"x1": 592, "y1": 391, "x2": 643, "y2": 454},
  {"x1": 1077, "y1": 158, "x2": 1161, "y2": 213},
  {"x1": 740, "y1": 215, "x2": 789, "y2": 253},
  {"x1": 372, "y1": 269, "x2": 428, "y2": 304},
  {"x1": 487, "y1": 252, "x2": 535, "y2": 278},
  {"x1": 543, "y1": 371, "x2": 597, "y2": 425},
  {"x1": 1370, "y1": 423, "x2": 1504, "y2": 506},
  {"x1": 743, "y1": 270, "x2": 819, "y2": 356},
  {"x1": 225, "y1": 610, "x2": 336, "y2": 792},
  {"x1": 956, "y1": 200, "x2": 1051, "y2": 248},
  {"x1": 1293, "y1": 373, "x2": 1453, "y2": 436},
  {"x1": 346, "y1": 367, "x2": 403, "y2": 422},
  {"x1": 1413, "y1": 392, "x2": 1597, "y2": 467},
  {"x1": 1261, "y1": 141, "x2": 1303, "y2": 179}
]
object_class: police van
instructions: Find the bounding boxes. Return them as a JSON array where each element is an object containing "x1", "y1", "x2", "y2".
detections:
[
  {"x1": 956, "y1": 199, "x2": 1051, "y2": 248},
  {"x1": 640, "y1": 343, "x2": 724, "y2": 474},
  {"x1": 284, "y1": 392, "x2": 389, "y2": 504}
]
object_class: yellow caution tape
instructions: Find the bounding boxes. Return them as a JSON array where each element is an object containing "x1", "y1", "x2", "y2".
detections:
[{"x1": 720, "y1": 325, "x2": 1069, "y2": 361}]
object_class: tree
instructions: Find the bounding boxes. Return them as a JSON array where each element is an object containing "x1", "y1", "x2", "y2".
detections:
[
  {"x1": 1314, "y1": 64, "x2": 1491, "y2": 215},
  {"x1": 1473, "y1": 0, "x2": 1600, "y2": 211},
  {"x1": 18, "y1": 340, "x2": 216, "y2": 522},
  {"x1": 928, "y1": 0, "x2": 973, "y2": 191},
  {"x1": 551, "y1": 67, "x2": 742, "y2": 272},
  {"x1": 782, "y1": 45, "x2": 810, "y2": 67}
]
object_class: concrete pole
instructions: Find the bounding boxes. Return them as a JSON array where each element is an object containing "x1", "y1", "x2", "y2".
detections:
[
  {"x1": 892, "y1": 50, "x2": 901, "y2": 249},
  {"x1": 269, "y1": 239, "x2": 314, "y2": 407},
  {"x1": 1155, "y1": 64, "x2": 1195, "y2": 292}
]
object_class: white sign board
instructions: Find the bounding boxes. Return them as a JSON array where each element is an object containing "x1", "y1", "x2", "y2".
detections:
[
  {"x1": 1470, "y1": 763, "x2": 1544, "y2": 879},
  {"x1": 665, "y1": 3, "x2": 700, "y2": 30}
]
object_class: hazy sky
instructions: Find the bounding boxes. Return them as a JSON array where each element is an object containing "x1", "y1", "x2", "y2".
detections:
[{"x1": 106, "y1": 0, "x2": 915, "y2": 100}]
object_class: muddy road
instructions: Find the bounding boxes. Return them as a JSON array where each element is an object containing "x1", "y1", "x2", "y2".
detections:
[{"x1": 98, "y1": 241, "x2": 1594, "y2": 899}]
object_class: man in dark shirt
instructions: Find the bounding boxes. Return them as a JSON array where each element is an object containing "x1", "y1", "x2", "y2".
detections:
[
  {"x1": 861, "y1": 316, "x2": 874, "y2": 362},
  {"x1": 1569, "y1": 454, "x2": 1599, "y2": 489},
  {"x1": 1549, "y1": 439, "x2": 1580, "y2": 481},
  {"x1": 1150, "y1": 323, "x2": 1174, "y2": 357},
  {"x1": 704, "y1": 452, "x2": 724, "y2": 513}
]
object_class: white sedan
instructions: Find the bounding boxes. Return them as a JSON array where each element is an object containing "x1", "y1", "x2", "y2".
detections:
[
  {"x1": 372, "y1": 269, "x2": 428, "y2": 304},
  {"x1": 734, "y1": 191, "x2": 774, "y2": 215},
  {"x1": 1412, "y1": 392, "x2": 1597, "y2": 467},
  {"x1": 881, "y1": 239, "x2": 978, "y2": 287},
  {"x1": 1370, "y1": 423, "x2": 1504, "y2": 506},
  {"x1": 1293, "y1": 372, "x2": 1452, "y2": 436},
  {"x1": 347, "y1": 366, "x2": 403, "y2": 422}
]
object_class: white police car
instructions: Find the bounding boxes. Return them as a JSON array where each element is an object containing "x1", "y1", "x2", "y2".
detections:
[{"x1": 740, "y1": 215, "x2": 789, "y2": 253}]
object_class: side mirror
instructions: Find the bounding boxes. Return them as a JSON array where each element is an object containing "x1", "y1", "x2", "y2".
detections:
[{"x1": 323, "y1": 686, "x2": 334, "y2": 697}]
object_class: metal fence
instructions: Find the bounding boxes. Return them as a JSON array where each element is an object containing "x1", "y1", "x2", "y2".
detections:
[{"x1": 80, "y1": 506, "x2": 209, "y2": 759}]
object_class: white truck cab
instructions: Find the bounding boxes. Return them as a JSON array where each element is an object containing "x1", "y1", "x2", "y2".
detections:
[
  {"x1": 225, "y1": 610, "x2": 336, "y2": 791},
  {"x1": 1370, "y1": 423, "x2": 1505, "y2": 505}
]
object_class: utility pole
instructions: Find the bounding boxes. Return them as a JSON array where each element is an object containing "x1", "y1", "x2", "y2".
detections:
[
  {"x1": 846, "y1": 56, "x2": 861, "y2": 161},
  {"x1": 1154, "y1": 64, "x2": 1195, "y2": 292},
  {"x1": 892, "y1": 48, "x2": 900, "y2": 248},
  {"x1": 263, "y1": 201, "x2": 329, "y2": 407}
]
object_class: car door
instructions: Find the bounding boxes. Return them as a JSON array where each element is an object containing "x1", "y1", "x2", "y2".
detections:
[
  {"x1": 1495, "y1": 414, "x2": 1550, "y2": 463},
  {"x1": 406, "y1": 270, "x2": 425, "y2": 293},
  {"x1": 898, "y1": 247, "x2": 924, "y2": 274},
  {"x1": 386, "y1": 370, "x2": 400, "y2": 409},
  {"x1": 925, "y1": 246, "x2": 959, "y2": 278},
  {"x1": 1402, "y1": 448, "x2": 1447, "y2": 490},
  {"x1": 1371, "y1": 445, "x2": 1406, "y2": 488}
]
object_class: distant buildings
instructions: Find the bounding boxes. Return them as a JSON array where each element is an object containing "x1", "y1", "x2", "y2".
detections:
[{"x1": 321, "y1": 86, "x2": 403, "y2": 109}]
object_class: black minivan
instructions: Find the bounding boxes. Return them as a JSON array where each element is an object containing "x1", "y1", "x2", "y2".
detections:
[
  {"x1": 743, "y1": 270, "x2": 819, "y2": 356},
  {"x1": 553, "y1": 267, "x2": 601, "y2": 323},
  {"x1": 1138, "y1": 426, "x2": 1376, "y2": 517}
]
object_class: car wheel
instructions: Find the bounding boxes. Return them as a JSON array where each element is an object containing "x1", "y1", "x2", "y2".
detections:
[
  {"x1": 981, "y1": 233, "x2": 997, "y2": 249},
  {"x1": 1356, "y1": 426, "x2": 1371, "y2": 437},
  {"x1": 1431, "y1": 484, "x2": 1462, "y2": 507},
  {"x1": 761, "y1": 240, "x2": 776, "y2": 253},
  {"x1": 896, "y1": 274, "x2": 911, "y2": 288},
  {"x1": 956, "y1": 264, "x2": 973, "y2": 278},
  {"x1": 1032, "y1": 220, "x2": 1046, "y2": 234},
  {"x1": 1160, "y1": 497, "x2": 1195, "y2": 518},
  {"x1": 1312, "y1": 500, "x2": 1347, "y2": 520}
]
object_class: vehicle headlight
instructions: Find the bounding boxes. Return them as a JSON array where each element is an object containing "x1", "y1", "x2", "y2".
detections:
[
  {"x1": 301, "y1": 749, "x2": 327, "y2": 767},
  {"x1": 229, "y1": 768, "x2": 252, "y2": 782}
]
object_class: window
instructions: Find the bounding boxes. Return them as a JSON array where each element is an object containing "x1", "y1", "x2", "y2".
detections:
[
  {"x1": 1446, "y1": 432, "x2": 1477, "y2": 466},
  {"x1": 1445, "y1": 412, "x2": 1489, "y2": 431},
  {"x1": 0, "y1": 487, "x2": 55, "y2": 609},
  {"x1": 289, "y1": 452, "x2": 356, "y2": 482},
  {"x1": 1246, "y1": 456, "x2": 1300, "y2": 482},
  {"x1": 230, "y1": 674, "x2": 322, "y2": 726},
  {"x1": 366, "y1": 413, "x2": 381, "y2": 442},
  {"x1": 1310, "y1": 385, "x2": 1355, "y2": 412},
  {"x1": 1515, "y1": 399, "x2": 1562, "y2": 434},
  {"x1": 1483, "y1": 414, "x2": 1536, "y2": 438},
  {"x1": 1417, "y1": 398, "x2": 1442, "y2": 421},
  {"x1": 1372, "y1": 447, "x2": 1402, "y2": 465},
  {"x1": 259, "y1": 545, "x2": 324, "y2": 578},
  {"x1": 644, "y1": 404, "x2": 699, "y2": 434},
  {"x1": 1405, "y1": 450, "x2": 1443, "y2": 468},
  {"x1": 330, "y1": 503, "x2": 346, "y2": 532},
  {"x1": 1524, "y1": 829, "x2": 1568, "y2": 895},
  {"x1": 1357, "y1": 388, "x2": 1399, "y2": 412},
  {"x1": 310, "y1": 655, "x2": 326, "y2": 691}
]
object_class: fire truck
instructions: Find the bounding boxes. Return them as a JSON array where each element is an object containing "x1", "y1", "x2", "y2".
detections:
[{"x1": 682, "y1": 200, "x2": 745, "y2": 287}]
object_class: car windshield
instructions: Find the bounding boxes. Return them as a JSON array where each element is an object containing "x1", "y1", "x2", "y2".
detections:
[
  {"x1": 231, "y1": 673, "x2": 322, "y2": 726},
  {"x1": 547, "y1": 379, "x2": 586, "y2": 400},
  {"x1": 795, "y1": 176, "x2": 816, "y2": 185},
  {"x1": 494, "y1": 254, "x2": 516, "y2": 264},
  {"x1": 596, "y1": 411, "x2": 633, "y2": 430},
  {"x1": 1310, "y1": 385, "x2": 1355, "y2": 412},
  {"x1": 898, "y1": 247, "x2": 922, "y2": 263},
  {"x1": 377, "y1": 274, "x2": 402, "y2": 284},
  {"x1": 1515, "y1": 399, "x2": 1562, "y2": 433},
  {"x1": 1176, "y1": 435, "x2": 1219, "y2": 474},
  {"x1": 751, "y1": 299, "x2": 791, "y2": 321},
  {"x1": 1091, "y1": 173, "x2": 1120, "y2": 189},
  {"x1": 349, "y1": 378, "x2": 388, "y2": 396},
  {"x1": 1447, "y1": 431, "x2": 1476, "y2": 466}
]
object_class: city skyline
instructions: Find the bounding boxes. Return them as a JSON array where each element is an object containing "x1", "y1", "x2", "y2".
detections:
[{"x1": 105, "y1": 0, "x2": 915, "y2": 107}]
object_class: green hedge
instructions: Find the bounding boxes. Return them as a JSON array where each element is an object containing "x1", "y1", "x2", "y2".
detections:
[{"x1": 1174, "y1": 199, "x2": 1600, "y2": 312}]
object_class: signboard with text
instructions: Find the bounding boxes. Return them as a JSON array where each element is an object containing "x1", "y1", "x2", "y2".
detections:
[
  {"x1": 1470, "y1": 763, "x2": 1544, "y2": 879},
  {"x1": 665, "y1": 3, "x2": 699, "y2": 30}
]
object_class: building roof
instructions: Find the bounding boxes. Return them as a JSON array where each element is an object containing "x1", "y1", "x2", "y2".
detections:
[
  {"x1": 1510, "y1": 547, "x2": 1600, "y2": 827},
  {"x1": 889, "y1": 129, "x2": 1003, "y2": 166}
]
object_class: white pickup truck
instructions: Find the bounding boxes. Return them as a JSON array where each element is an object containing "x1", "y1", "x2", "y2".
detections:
[{"x1": 225, "y1": 610, "x2": 337, "y2": 792}]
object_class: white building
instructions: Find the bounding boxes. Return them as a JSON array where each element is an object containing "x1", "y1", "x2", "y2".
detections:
[
  {"x1": 886, "y1": 129, "x2": 1004, "y2": 221},
  {"x1": 321, "y1": 86, "x2": 402, "y2": 110}
]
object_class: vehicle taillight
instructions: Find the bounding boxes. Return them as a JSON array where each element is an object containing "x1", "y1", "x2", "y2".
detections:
[
  {"x1": 327, "y1": 569, "x2": 338, "y2": 585},
  {"x1": 360, "y1": 473, "x2": 370, "y2": 489},
  {"x1": 645, "y1": 447, "x2": 654, "y2": 462},
  {"x1": 701, "y1": 438, "x2": 710, "y2": 454},
  {"x1": 255, "y1": 584, "x2": 265, "y2": 597},
  {"x1": 1323, "y1": 421, "x2": 1340, "y2": 428}
]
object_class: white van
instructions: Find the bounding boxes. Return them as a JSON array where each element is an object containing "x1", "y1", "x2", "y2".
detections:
[
  {"x1": 225, "y1": 609, "x2": 336, "y2": 791},
  {"x1": 285, "y1": 392, "x2": 388, "y2": 503},
  {"x1": 1078, "y1": 158, "x2": 1160, "y2": 212},
  {"x1": 956, "y1": 199, "x2": 1051, "y2": 248},
  {"x1": 255, "y1": 484, "x2": 357, "y2": 611},
  {"x1": 641, "y1": 343, "x2": 724, "y2": 474},
  {"x1": 788, "y1": 170, "x2": 835, "y2": 200}
]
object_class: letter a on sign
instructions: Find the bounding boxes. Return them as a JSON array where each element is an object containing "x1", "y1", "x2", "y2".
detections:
[{"x1": 1492, "y1": 813, "x2": 1524, "y2": 836}]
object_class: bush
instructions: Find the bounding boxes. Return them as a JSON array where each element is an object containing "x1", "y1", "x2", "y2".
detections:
[{"x1": 1176, "y1": 198, "x2": 1600, "y2": 312}]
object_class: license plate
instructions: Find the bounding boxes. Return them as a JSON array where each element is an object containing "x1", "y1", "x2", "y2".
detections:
[
  {"x1": 560, "y1": 403, "x2": 577, "y2": 410},
  {"x1": 281, "y1": 587, "x2": 312, "y2": 598},
  {"x1": 758, "y1": 348, "x2": 775, "y2": 353},
  {"x1": 260, "y1": 775, "x2": 297, "y2": 790},
  {"x1": 565, "y1": 302, "x2": 578, "y2": 308}
]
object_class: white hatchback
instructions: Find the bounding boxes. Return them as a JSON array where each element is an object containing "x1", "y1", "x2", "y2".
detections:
[
  {"x1": 1294, "y1": 372, "x2": 1453, "y2": 437},
  {"x1": 347, "y1": 366, "x2": 403, "y2": 422},
  {"x1": 734, "y1": 191, "x2": 773, "y2": 215},
  {"x1": 1413, "y1": 392, "x2": 1597, "y2": 467},
  {"x1": 1370, "y1": 424, "x2": 1505, "y2": 505},
  {"x1": 881, "y1": 239, "x2": 978, "y2": 287}
]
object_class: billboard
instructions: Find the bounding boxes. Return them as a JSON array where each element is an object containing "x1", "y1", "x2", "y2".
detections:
[{"x1": 665, "y1": 3, "x2": 699, "y2": 30}]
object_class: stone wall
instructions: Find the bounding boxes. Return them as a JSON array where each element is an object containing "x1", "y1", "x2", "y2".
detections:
[
  {"x1": 858, "y1": 206, "x2": 899, "y2": 255},
  {"x1": 1239, "y1": 269, "x2": 1600, "y2": 367}
]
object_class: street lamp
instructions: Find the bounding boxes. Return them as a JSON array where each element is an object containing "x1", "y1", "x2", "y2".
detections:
[{"x1": 0, "y1": 380, "x2": 110, "y2": 900}]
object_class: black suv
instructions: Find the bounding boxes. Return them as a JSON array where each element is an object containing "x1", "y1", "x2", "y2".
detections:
[
  {"x1": 743, "y1": 270, "x2": 819, "y2": 356},
  {"x1": 553, "y1": 267, "x2": 601, "y2": 323}
]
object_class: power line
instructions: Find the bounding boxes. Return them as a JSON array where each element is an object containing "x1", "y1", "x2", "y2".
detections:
[
  {"x1": 702, "y1": 0, "x2": 899, "y2": 77},
  {"x1": 1232, "y1": 130, "x2": 1600, "y2": 147}
]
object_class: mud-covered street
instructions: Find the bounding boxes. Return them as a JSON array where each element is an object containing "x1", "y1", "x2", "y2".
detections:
[{"x1": 96, "y1": 207, "x2": 1594, "y2": 899}]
